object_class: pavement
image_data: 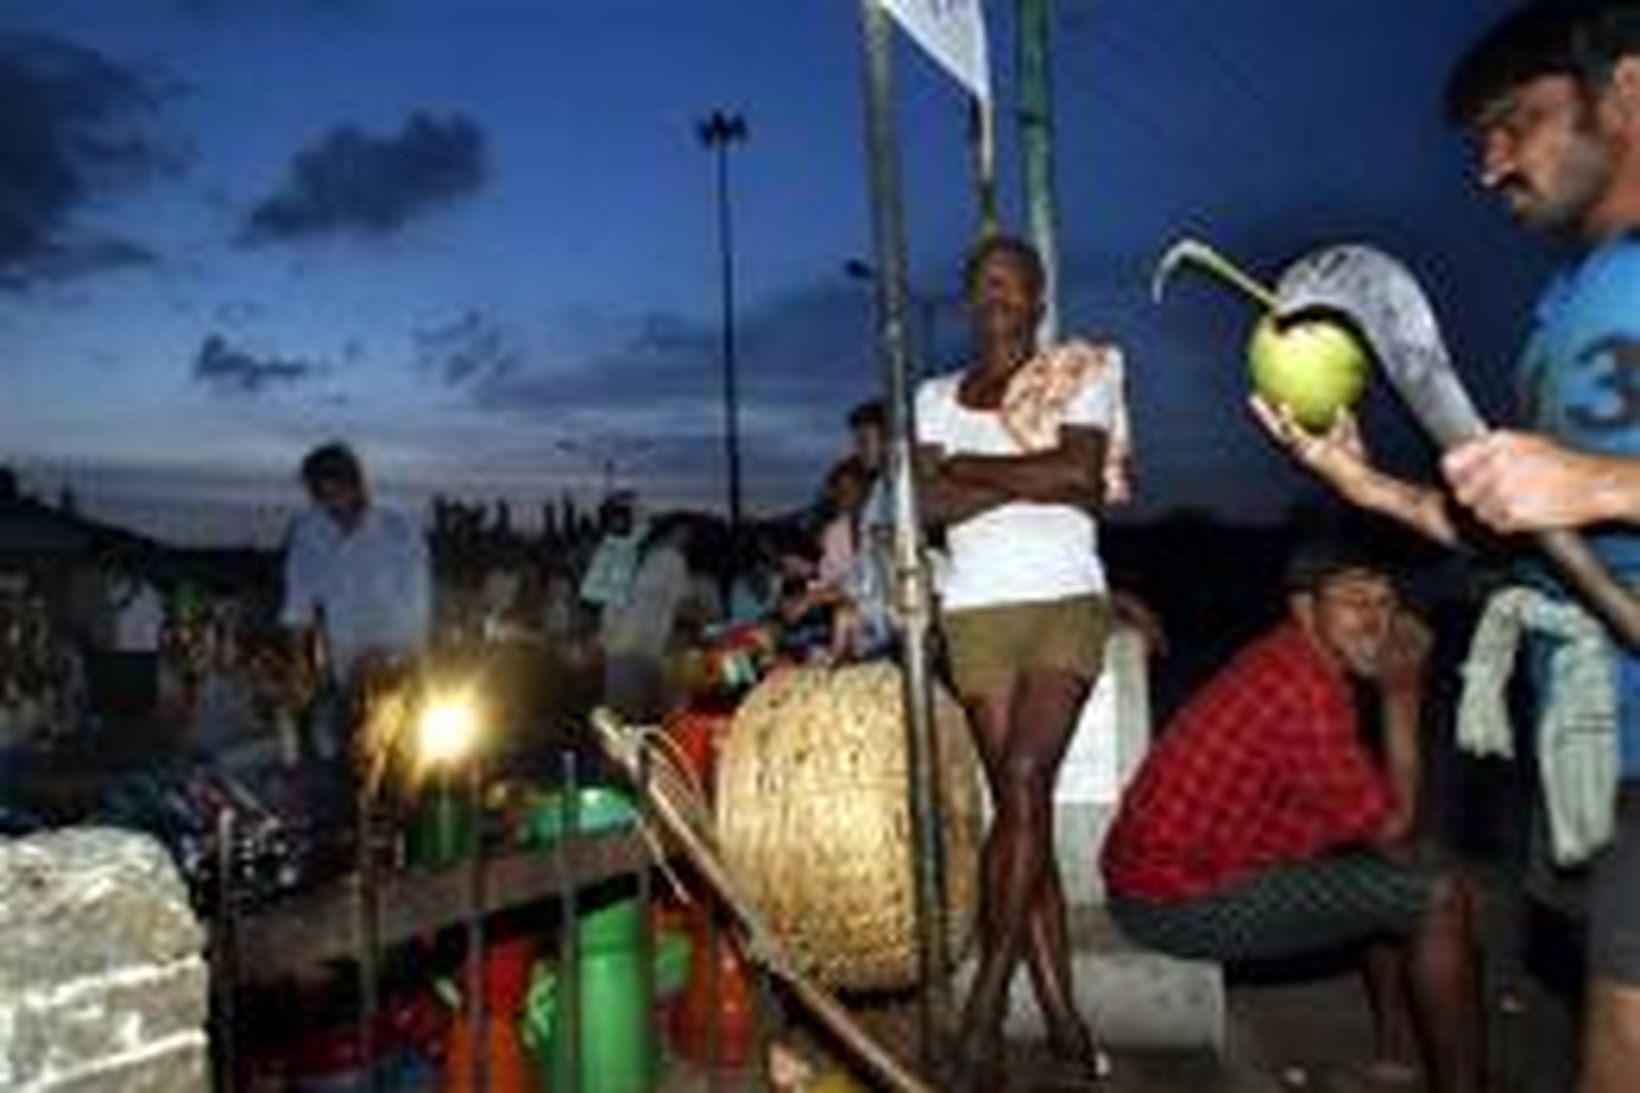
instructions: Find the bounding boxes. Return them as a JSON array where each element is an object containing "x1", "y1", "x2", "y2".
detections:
[{"x1": 656, "y1": 960, "x2": 1580, "y2": 1092}]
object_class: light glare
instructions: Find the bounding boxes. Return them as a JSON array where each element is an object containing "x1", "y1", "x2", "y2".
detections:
[{"x1": 415, "y1": 692, "x2": 480, "y2": 767}]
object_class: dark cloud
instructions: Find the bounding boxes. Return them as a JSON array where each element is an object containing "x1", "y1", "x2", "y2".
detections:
[
  {"x1": 0, "y1": 237, "x2": 156, "y2": 291},
  {"x1": 244, "y1": 112, "x2": 487, "y2": 243},
  {"x1": 414, "y1": 309, "x2": 519, "y2": 387},
  {"x1": 0, "y1": 34, "x2": 178, "y2": 287},
  {"x1": 475, "y1": 279, "x2": 879, "y2": 419},
  {"x1": 457, "y1": 278, "x2": 888, "y2": 505},
  {"x1": 192, "y1": 334, "x2": 321, "y2": 395}
]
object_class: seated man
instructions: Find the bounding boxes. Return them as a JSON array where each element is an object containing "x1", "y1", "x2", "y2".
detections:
[{"x1": 1101, "y1": 539, "x2": 1480, "y2": 1093}]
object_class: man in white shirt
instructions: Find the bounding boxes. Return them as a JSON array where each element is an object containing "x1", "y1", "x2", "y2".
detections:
[
  {"x1": 281, "y1": 442, "x2": 430, "y2": 755},
  {"x1": 578, "y1": 491, "x2": 646, "y2": 612},
  {"x1": 916, "y1": 235, "x2": 1115, "y2": 1088}
]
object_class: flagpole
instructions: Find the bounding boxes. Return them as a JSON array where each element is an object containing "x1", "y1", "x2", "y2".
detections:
[
  {"x1": 1017, "y1": 0, "x2": 1062, "y2": 341},
  {"x1": 858, "y1": 0, "x2": 950, "y2": 1068},
  {"x1": 967, "y1": 96, "x2": 999, "y2": 236}
]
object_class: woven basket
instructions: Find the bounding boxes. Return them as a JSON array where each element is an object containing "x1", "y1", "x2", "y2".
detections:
[{"x1": 714, "y1": 661, "x2": 981, "y2": 992}]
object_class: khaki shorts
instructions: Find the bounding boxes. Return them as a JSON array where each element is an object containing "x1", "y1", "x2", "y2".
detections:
[{"x1": 942, "y1": 594, "x2": 1109, "y2": 698}]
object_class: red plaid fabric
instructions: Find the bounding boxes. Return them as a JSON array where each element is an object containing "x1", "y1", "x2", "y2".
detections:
[{"x1": 1102, "y1": 621, "x2": 1392, "y2": 902}]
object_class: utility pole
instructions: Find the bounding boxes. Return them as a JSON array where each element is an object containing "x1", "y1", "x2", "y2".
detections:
[
  {"x1": 1017, "y1": 0, "x2": 1062, "y2": 340},
  {"x1": 856, "y1": 0, "x2": 950, "y2": 1066},
  {"x1": 697, "y1": 109, "x2": 749, "y2": 533}
]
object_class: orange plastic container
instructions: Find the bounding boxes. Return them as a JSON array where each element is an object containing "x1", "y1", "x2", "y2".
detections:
[
  {"x1": 442, "y1": 936, "x2": 539, "y2": 1093},
  {"x1": 669, "y1": 913, "x2": 756, "y2": 1070}
]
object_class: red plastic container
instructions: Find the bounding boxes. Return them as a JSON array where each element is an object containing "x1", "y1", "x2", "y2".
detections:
[
  {"x1": 669, "y1": 912, "x2": 755, "y2": 1070},
  {"x1": 443, "y1": 936, "x2": 540, "y2": 1093},
  {"x1": 662, "y1": 704, "x2": 732, "y2": 798}
]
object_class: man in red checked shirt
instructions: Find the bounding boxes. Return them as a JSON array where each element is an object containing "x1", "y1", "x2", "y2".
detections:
[{"x1": 1102, "y1": 539, "x2": 1481, "y2": 1093}]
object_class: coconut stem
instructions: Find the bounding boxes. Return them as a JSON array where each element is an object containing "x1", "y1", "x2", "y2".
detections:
[{"x1": 1152, "y1": 236, "x2": 1278, "y2": 310}]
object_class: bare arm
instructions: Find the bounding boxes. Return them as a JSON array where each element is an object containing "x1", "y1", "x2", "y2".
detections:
[
  {"x1": 1251, "y1": 397, "x2": 1461, "y2": 548},
  {"x1": 939, "y1": 425, "x2": 1107, "y2": 512},
  {"x1": 1369, "y1": 609, "x2": 1432, "y2": 848},
  {"x1": 915, "y1": 442, "x2": 1010, "y2": 527},
  {"x1": 1443, "y1": 430, "x2": 1640, "y2": 532}
]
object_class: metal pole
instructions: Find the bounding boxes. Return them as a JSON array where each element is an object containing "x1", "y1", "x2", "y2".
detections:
[
  {"x1": 636, "y1": 742, "x2": 657, "y2": 1090},
  {"x1": 857, "y1": 0, "x2": 950, "y2": 1067},
  {"x1": 1018, "y1": 0, "x2": 1062, "y2": 341},
  {"x1": 464, "y1": 758, "x2": 487, "y2": 1093},
  {"x1": 356, "y1": 772, "x2": 379, "y2": 1091},
  {"x1": 211, "y1": 808, "x2": 239, "y2": 1093},
  {"x1": 967, "y1": 96, "x2": 999, "y2": 237},
  {"x1": 698, "y1": 110, "x2": 748, "y2": 535}
]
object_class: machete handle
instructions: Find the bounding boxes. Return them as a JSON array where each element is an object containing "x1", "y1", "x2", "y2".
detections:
[{"x1": 1536, "y1": 528, "x2": 1640, "y2": 648}]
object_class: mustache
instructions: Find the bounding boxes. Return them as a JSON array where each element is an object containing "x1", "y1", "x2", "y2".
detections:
[{"x1": 1493, "y1": 173, "x2": 1532, "y2": 200}]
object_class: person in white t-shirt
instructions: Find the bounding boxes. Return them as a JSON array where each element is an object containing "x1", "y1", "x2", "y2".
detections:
[
  {"x1": 280, "y1": 442, "x2": 430, "y2": 757},
  {"x1": 915, "y1": 234, "x2": 1117, "y2": 1087}
]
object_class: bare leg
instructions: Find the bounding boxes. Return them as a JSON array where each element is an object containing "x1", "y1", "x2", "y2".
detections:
[
  {"x1": 1579, "y1": 979, "x2": 1640, "y2": 1093},
  {"x1": 1408, "y1": 874, "x2": 1482, "y2": 1093},
  {"x1": 957, "y1": 669, "x2": 1090, "y2": 1070},
  {"x1": 1015, "y1": 678, "x2": 1098, "y2": 1064},
  {"x1": 959, "y1": 690, "x2": 1016, "y2": 1075},
  {"x1": 1362, "y1": 942, "x2": 1419, "y2": 1077},
  {"x1": 1025, "y1": 861, "x2": 1089, "y2": 1054}
]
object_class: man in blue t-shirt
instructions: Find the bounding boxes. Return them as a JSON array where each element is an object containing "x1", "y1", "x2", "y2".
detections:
[{"x1": 1254, "y1": 6, "x2": 1640, "y2": 1090}]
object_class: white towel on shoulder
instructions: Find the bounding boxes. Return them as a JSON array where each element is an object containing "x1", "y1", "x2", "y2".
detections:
[{"x1": 1457, "y1": 585, "x2": 1619, "y2": 865}]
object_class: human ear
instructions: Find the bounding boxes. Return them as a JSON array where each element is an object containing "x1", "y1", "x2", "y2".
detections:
[
  {"x1": 1289, "y1": 591, "x2": 1316, "y2": 632},
  {"x1": 1604, "y1": 56, "x2": 1640, "y2": 127}
]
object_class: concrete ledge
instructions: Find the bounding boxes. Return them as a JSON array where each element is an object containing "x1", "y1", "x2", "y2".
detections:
[{"x1": 954, "y1": 906, "x2": 1225, "y2": 1054}]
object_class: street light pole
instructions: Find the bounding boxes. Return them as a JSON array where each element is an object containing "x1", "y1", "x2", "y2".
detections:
[{"x1": 697, "y1": 109, "x2": 748, "y2": 534}]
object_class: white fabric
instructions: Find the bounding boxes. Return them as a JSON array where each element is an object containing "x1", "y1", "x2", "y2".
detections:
[
  {"x1": 109, "y1": 581, "x2": 163, "y2": 653},
  {"x1": 1457, "y1": 585, "x2": 1619, "y2": 865},
  {"x1": 1056, "y1": 626, "x2": 1155, "y2": 806},
  {"x1": 878, "y1": 0, "x2": 991, "y2": 101},
  {"x1": 600, "y1": 542, "x2": 692, "y2": 659},
  {"x1": 848, "y1": 475, "x2": 897, "y2": 654},
  {"x1": 914, "y1": 365, "x2": 1111, "y2": 610},
  {"x1": 999, "y1": 339, "x2": 1134, "y2": 506},
  {"x1": 578, "y1": 524, "x2": 646, "y2": 608},
  {"x1": 279, "y1": 505, "x2": 431, "y2": 678}
]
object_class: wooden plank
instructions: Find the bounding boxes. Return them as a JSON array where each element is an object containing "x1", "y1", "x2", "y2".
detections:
[{"x1": 228, "y1": 827, "x2": 652, "y2": 982}]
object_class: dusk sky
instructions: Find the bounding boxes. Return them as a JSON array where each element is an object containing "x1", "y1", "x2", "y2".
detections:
[{"x1": 0, "y1": 1, "x2": 1553, "y2": 544}]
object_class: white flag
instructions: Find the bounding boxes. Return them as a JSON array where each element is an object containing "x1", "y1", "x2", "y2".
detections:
[{"x1": 878, "y1": 0, "x2": 991, "y2": 102}]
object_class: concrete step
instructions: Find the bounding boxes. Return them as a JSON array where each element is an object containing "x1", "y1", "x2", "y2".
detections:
[{"x1": 954, "y1": 905, "x2": 1226, "y2": 1054}]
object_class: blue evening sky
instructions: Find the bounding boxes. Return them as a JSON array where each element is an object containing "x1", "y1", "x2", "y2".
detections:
[{"x1": 0, "y1": 1, "x2": 1549, "y2": 543}]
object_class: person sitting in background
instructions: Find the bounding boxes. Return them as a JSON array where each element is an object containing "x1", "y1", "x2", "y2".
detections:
[
  {"x1": 1102, "y1": 539, "x2": 1480, "y2": 1093},
  {"x1": 774, "y1": 458, "x2": 873, "y2": 663},
  {"x1": 846, "y1": 399, "x2": 898, "y2": 658},
  {"x1": 808, "y1": 457, "x2": 874, "y2": 661}
]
